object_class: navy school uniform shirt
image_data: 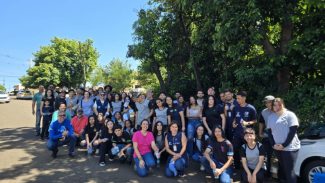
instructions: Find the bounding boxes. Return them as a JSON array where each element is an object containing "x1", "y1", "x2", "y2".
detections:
[
  {"x1": 48, "y1": 119, "x2": 74, "y2": 140},
  {"x1": 207, "y1": 137, "x2": 234, "y2": 164},
  {"x1": 167, "y1": 132, "x2": 186, "y2": 158},
  {"x1": 233, "y1": 104, "x2": 257, "y2": 137},
  {"x1": 168, "y1": 105, "x2": 183, "y2": 125},
  {"x1": 225, "y1": 100, "x2": 239, "y2": 124},
  {"x1": 42, "y1": 105, "x2": 54, "y2": 121},
  {"x1": 202, "y1": 105, "x2": 224, "y2": 129}
]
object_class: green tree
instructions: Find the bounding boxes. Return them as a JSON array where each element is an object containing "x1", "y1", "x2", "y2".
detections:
[
  {"x1": 0, "y1": 84, "x2": 6, "y2": 91},
  {"x1": 20, "y1": 37, "x2": 99, "y2": 88},
  {"x1": 102, "y1": 59, "x2": 134, "y2": 92}
]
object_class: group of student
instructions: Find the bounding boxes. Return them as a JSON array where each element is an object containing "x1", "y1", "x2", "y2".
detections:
[{"x1": 31, "y1": 84, "x2": 300, "y2": 183}]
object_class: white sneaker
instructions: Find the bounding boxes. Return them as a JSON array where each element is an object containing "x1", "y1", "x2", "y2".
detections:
[
  {"x1": 99, "y1": 162, "x2": 106, "y2": 167},
  {"x1": 200, "y1": 165, "x2": 205, "y2": 171}
]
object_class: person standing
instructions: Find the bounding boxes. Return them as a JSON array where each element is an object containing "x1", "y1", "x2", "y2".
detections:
[
  {"x1": 166, "y1": 96, "x2": 186, "y2": 132},
  {"x1": 196, "y1": 90, "x2": 205, "y2": 108},
  {"x1": 267, "y1": 98, "x2": 300, "y2": 183},
  {"x1": 135, "y1": 94, "x2": 152, "y2": 129},
  {"x1": 202, "y1": 95, "x2": 226, "y2": 136},
  {"x1": 32, "y1": 85, "x2": 44, "y2": 136},
  {"x1": 93, "y1": 92, "x2": 110, "y2": 117},
  {"x1": 66, "y1": 89, "x2": 78, "y2": 117},
  {"x1": 258, "y1": 95, "x2": 275, "y2": 177},
  {"x1": 232, "y1": 91, "x2": 257, "y2": 169},
  {"x1": 40, "y1": 99, "x2": 54, "y2": 140},
  {"x1": 223, "y1": 89, "x2": 238, "y2": 141},
  {"x1": 79, "y1": 91, "x2": 94, "y2": 117}
]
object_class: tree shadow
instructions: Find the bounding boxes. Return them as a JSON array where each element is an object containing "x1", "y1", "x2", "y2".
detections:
[{"x1": 0, "y1": 127, "x2": 216, "y2": 183}]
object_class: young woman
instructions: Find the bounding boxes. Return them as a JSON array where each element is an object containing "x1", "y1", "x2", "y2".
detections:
[
  {"x1": 152, "y1": 98, "x2": 171, "y2": 131},
  {"x1": 66, "y1": 89, "x2": 78, "y2": 117},
  {"x1": 153, "y1": 121, "x2": 167, "y2": 165},
  {"x1": 165, "y1": 122, "x2": 188, "y2": 177},
  {"x1": 79, "y1": 91, "x2": 94, "y2": 117},
  {"x1": 40, "y1": 89, "x2": 55, "y2": 116},
  {"x1": 81, "y1": 115, "x2": 99, "y2": 155},
  {"x1": 241, "y1": 128, "x2": 266, "y2": 183},
  {"x1": 113, "y1": 112, "x2": 124, "y2": 128},
  {"x1": 202, "y1": 95, "x2": 226, "y2": 136},
  {"x1": 122, "y1": 95, "x2": 136, "y2": 123},
  {"x1": 132, "y1": 119, "x2": 160, "y2": 177},
  {"x1": 96, "y1": 120, "x2": 115, "y2": 166},
  {"x1": 186, "y1": 96, "x2": 202, "y2": 155},
  {"x1": 123, "y1": 119, "x2": 136, "y2": 138},
  {"x1": 267, "y1": 98, "x2": 300, "y2": 183},
  {"x1": 191, "y1": 125, "x2": 209, "y2": 171},
  {"x1": 111, "y1": 93, "x2": 123, "y2": 119},
  {"x1": 166, "y1": 96, "x2": 186, "y2": 132},
  {"x1": 97, "y1": 112, "x2": 106, "y2": 130},
  {"x1": 202, "y1": 126, "x2": 233, "y2": 183}
]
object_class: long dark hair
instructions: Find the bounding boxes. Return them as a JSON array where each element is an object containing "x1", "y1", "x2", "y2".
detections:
[
  {"x1": 85, "y1": 115, "x2": 97, "y2": 129},
  {"x1": 153, "y1": 121, "x2": 165, "y2": 138}
]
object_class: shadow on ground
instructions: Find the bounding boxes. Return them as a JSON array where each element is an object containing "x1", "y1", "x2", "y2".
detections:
[{"x1": 0, "y1": 127, "x2": 223, "y2": 183}]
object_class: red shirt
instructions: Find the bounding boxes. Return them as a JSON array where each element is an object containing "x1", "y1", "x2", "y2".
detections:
[{"x1": 71, "y1": 115, "x2": 88, "y2": 135}]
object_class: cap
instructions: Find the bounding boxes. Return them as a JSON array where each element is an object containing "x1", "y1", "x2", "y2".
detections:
[{"x1": 263, "y1": 95, "x2": 275, "y2": 102}]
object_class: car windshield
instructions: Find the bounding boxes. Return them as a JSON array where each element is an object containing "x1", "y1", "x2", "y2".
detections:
[
  {"x1": 0, "y1": 91, "x2": 6, "y2": 94},
  {"x1": 301, "y1": 123, "x2": 325, "y2": 139}
]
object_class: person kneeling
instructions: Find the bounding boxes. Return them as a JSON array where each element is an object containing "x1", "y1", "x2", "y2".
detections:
[
  {"x1": 47, "y1": 111, "x2": 76, "y2": 158},
  {"x1": 165, "y1": 122, "x2": 188, "y2": 177},
  {"x1": 111, "y1": 125, "x2": 133, "y2": 164},
  {"x1": 241, "y1": 128, "x2": 266, "y2": 183}
]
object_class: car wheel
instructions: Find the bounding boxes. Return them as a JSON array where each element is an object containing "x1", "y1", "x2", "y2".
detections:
[{"x1": 303, "y1": 160, "x2": 325, "y2": 183}]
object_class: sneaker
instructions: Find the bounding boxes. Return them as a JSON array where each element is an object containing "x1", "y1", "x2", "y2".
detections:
[
  {"x1": 51, "y1": 149, "x2": 58, "y2": 158},
  {"x1": 200, "y1": 165, "x2": 205, "y2": 171},
  {"x1": 99, "y1": 162, "x2": 106, "y2": 167}
]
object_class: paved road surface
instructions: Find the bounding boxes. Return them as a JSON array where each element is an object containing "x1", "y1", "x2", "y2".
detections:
[{"x1": 0, "y1": 99, "x2": 276, "y2": 183}]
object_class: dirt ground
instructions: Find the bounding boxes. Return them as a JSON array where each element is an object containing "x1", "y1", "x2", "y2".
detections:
[{"x1": 0, "y1": 99, "x2": 277, "y2": 183}]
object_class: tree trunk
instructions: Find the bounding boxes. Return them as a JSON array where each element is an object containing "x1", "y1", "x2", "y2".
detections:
[{"x1": 151, "y1": 62, "x2": 166, "y2": 93}]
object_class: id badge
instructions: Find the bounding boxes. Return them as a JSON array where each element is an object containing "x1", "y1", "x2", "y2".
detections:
[
  {"x1": 173, "y1": 144, "x2": 177, "y2": 152},
  {"x1": 228, "y1": 112, "x2": 231, "y2": 117}
]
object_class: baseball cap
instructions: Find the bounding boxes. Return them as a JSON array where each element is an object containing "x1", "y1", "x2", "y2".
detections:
[{"x1": 263, "y1": 95, "x2": 275, "y2": 102}]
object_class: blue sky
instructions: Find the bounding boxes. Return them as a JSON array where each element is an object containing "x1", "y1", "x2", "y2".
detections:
[{"x1": 0, "y1": 0, "x2": 148, "y2": 91}]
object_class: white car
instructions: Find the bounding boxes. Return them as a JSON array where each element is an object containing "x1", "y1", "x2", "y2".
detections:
[
  {"x1": 16, "y1": 90, "x2": 33, "y2": 100},
  {"x1": 0, "y1": 91, "x2": 10, "y2": 103},
  {"x1": 295, "y1": 124, "x2": 325, "y2": 183}
]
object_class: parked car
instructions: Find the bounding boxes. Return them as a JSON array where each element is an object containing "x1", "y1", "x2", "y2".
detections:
[
  {"x1": 16, "y1": 90, "x2": 33, "y2": 100},
  {"x1": 295, "y1": 123, "x2": 325, "y2": 183},
  {"x1": 0, "y1": 91, "x2": 10, "y2": 103}
]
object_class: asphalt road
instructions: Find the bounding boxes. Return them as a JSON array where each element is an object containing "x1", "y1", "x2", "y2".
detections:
[{"x1": 0, "y1": 98, "x2": 276, "y2": 183}]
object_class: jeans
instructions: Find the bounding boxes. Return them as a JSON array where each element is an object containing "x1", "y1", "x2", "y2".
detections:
[
  {"x1": 201, "y1": 156, "x2": 233, "y2": 183},
  {"x1": 134, "y1": 152, "x2": 156, "y2": 177},
  {"x1": 114, "y1": 144, "x2": 133, "y2": 162},
  {"x1": 186, "y1": 119, "x2": 201, "y2": 156},
  {"x1": 35, "y1": 110, "x2": 42, "y2": 135},
  {"x1": 192, "y1": 152, "x2": 204, "y2": 163},
  {"x1": 47, "y1": 135, "x2": 76, "y2": 154},
  {"x1": 275, "y1": 150, "x2": 299, "y2": 183},
  {"x1": 165, "y1": 156, "x2": 186, "y2": 177}
]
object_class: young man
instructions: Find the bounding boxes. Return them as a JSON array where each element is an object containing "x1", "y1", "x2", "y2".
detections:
[
  {"x1": 47, "y1": 111, "x2": 76, "y2": 158},
  {"x1": 258, "y1": 95, "x2": 275, "y2": 177},
  {"x1": 196, "y1": 90, "x2": 205, "y2": 108},
  {"x1": 111, "y1": 125, "x2": 133, "y2": 164},
  {"x1": 224, "y1": 89, "x2": 239, "y2": 141},
  {"x1": 32, "y1": 85, "x2": 45, "y2": 136},
  {"x1": 232, "y1": 91, "x2": 257, "y2": 169},
  {"x1": 135, "y1": 94, "x2": 152, "y2": 129}
]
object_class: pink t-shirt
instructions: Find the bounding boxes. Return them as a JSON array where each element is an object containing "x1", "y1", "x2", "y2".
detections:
[{"x1": 132, "y1": 131, "x2": 154, "y2": 158}]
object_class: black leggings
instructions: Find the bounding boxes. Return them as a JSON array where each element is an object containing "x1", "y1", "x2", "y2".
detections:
[
  {"x1": 241, "y1": 168, "x2": 265, "y2": 183},
  {"x1": 275, "y1": 150, "x2": 298, "y2": 183},
  {"x1": 41, "y1": 118, "x2": 50, "y2": 138},
  {"x1": 99, "y1": 141, "x2": 113, "y2": 163}
]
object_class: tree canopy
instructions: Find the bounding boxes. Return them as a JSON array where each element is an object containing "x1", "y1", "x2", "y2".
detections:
[
  {"x1": 20, "y1": 37, "x2": 99, "y2": 88},
  {"x1": 128, "y1": 0, "x2": 325, "y2": 124}
]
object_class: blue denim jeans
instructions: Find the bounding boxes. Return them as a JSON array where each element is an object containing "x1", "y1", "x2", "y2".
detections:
[
  {"x1": 186, "y1": 119, "x2": 201, "y2": 156},
  {"x1": 47, "y1": 135, "x2": 77, "y2": 154},
  {"x1": 133, "y1": 152, "x2": 156, "y2": 177},
  {"x1": 165, "y1": 156, "x2": 186, "y2": 177},
  {"x1": 201, "y1": 156, "x2": 233, "y2": 183},
  {"x1": 36, "y1": 109, "x2": 42, "y2": 134},
  {"x1": 115, "y1": 144, "x2": 133, "y2": 158},
  {"x1": 192, "y1": 152, "x2": 204, "y2": 163}
]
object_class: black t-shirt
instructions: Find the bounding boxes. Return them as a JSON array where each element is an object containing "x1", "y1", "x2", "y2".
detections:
[
  {"x1": 55, "y1": 97, "x2": 67, "y2": 110},
  {"x1": 42, "y1": 97, "x2": 55, "y2": 108},
  {"x1": 112, "y1": 131, "x2": 132, "y2": 145},
  {"x1": 202, "y1": 105, "x2": 224, "y2": 129},
  {"x1": 85, "y1": 124, "x2": 99, "y2": 141},
  {"x1": 207, "y1": 137, "x2": 234, "y2": 164}
]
